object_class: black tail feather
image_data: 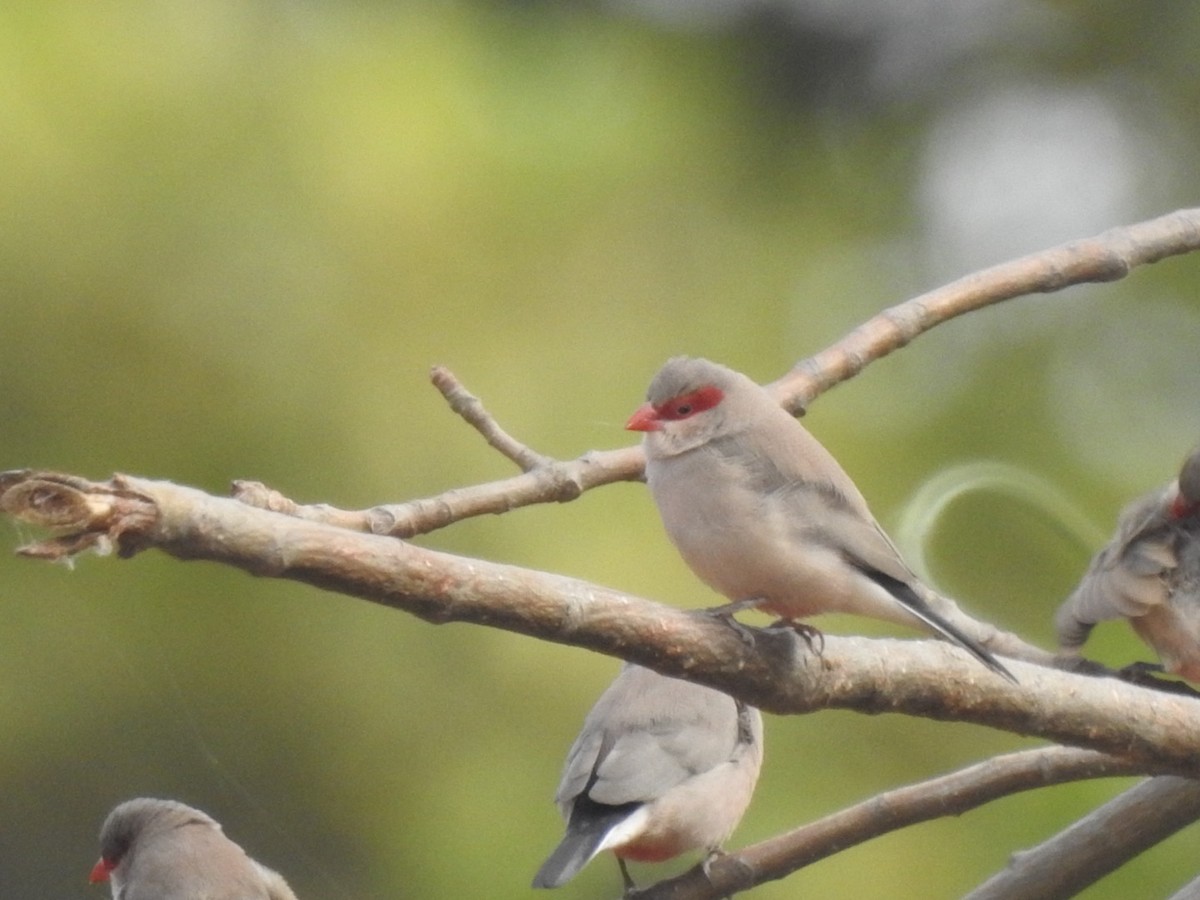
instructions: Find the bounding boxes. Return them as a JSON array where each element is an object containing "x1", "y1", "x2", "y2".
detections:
[
  {"x1": 532, "y1": 799, "x2": 640, "y2": 889},
  {"x1": 855, "y1": 564, "x2": 1018, "y2": 683}
]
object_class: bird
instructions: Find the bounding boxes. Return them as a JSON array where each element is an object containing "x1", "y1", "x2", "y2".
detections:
[
  {"x1": 532, "y1": 663, "x2": 763, "y2": 893},
  {"x1": 625, "y1": 355, "x2": 1015, "y2": 682},
  {"x1": 1055, "y1": 445, "x2": 1200, "y2": 681},
  {"x1": 89, "y1": 797, "x2": 298, "y2": 900}
]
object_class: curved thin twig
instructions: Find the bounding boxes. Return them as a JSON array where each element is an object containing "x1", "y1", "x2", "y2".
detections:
[
  {"x1": 770, "y1": 207, "x2": 1200, "y2": 411},
  {"x1": 637, "y1": 746, "x2": 1147, "y2": 899},
  {"x1": 234, "y1": 207, "x2": 1200, "y2": 536},
  {"x1": 428, "y1": 365, "x2": 553, "y2": 471}
]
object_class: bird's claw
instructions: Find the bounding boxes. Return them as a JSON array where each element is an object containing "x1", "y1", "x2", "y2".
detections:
[
  {"x1": 618, "y1": 858, "x2": 640, "y2": 897},
  {"x1": 698, "y1": 599, "x2": 763, "y2": 647},
  {"x1": 765, "y1": 618, "x2": 825, "y2": 656},
  {"x1": 1054, "y1": 653, "x2": 1110, "y2": 677},
  {"x1": 1119, "y1": 660, "x2": 1164, "y2": 678},
  {"x1": 1117, "y1": 661, "x2": 1200, "y2": 698},
  {"x1": 701, "y1": 848, "x2": 754, "y2": 898}
]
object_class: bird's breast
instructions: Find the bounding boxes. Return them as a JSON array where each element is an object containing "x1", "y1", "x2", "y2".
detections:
[{"x1": 646, "y1": 454, "x2": 859, "y2": 618}]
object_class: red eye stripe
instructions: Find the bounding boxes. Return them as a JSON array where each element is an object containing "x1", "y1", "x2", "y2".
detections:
[{"x1": 654, "y1": 385, "x2": 724, "y2": 421}]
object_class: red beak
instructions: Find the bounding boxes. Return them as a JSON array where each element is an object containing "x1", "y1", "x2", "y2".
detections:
[
  {"x1": 625, "y1": 403, "x2": 661, "y2": 432},
  {"x1": 89, "y1": 857, "x2": 114, "y2": 884}
]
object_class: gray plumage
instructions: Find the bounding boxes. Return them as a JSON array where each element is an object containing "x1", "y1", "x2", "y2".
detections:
[
  {"x1": 627, "y1": 356, "x2": 1013, "y2": 681},
  {"x1": 91, "y1": 798, "x2": 297, "y2": 900},
  {"x1": 1056, "y1": 446, "x2": 1200, "y2": 680},
  {"x1": 532, "y1": 664, "x2": 763, "y2": 890}
]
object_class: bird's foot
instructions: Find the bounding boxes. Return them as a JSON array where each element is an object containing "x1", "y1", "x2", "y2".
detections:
[
  {"x1": 618, "y1": 858, "x2": 639, "y2": 897},
  {"x1": 1120, "y1": 660, "x2": 1164, "y2": 678},
  {"x1": 700, "y1": 848, "x2": 726, "y2": 881},
  {"x1": 701, "y1": 849, "x2": 755, "y2": 898},
  {"x1": 765, "y1": 618, "x2": 825, "y2": 656},
  {"x1": 1117, "y1": 662, "x2": 1200, "y2": 698},
  {"x1": 1054, "y1": 653, "x2": 1110, "y2": 677},
  {"x1": 698, "y1": 598, "x2": 764, "y2": 647}
]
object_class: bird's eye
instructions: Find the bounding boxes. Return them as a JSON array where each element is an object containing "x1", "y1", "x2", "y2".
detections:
[{"x1": 655, "y1": 386, "x2": 724, "y2": 421}]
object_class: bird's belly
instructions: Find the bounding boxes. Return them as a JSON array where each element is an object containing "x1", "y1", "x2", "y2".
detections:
[
  {"x1": 664, "y1": 514, "x2": 858, "y2": 620},
  {"x1": 647, "y1": 454, "x2": 882, "y2": 620}
]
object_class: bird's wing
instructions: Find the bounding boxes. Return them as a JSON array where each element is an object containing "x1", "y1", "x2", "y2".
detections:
[
  {"x1": 1057, "y1": 491, "x2": 1178, "y2": 645},
  {"x1": 582, "y1": 670, "x2": 738, "y2": 807},
  {"x1": 772, "y1": 478, "x2": 917, "y2": 585}
]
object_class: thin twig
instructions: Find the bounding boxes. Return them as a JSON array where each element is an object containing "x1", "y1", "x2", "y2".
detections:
[
  {"x1": 638, "y1": 746, "x2": 1145, "y2": 899},
  {"x1": 963, "y1": 776, "x2": 1200, "y2": 900},
  {"x1": 234, "y1": 207, "x2": 1200, "y2": 533},
  {"x1": 769, "y1": 207, "x2": 1200, "y2": 412},
  {"x1": 428, "y1": 365, "x2": 553, "y2": 471},
  {"x1": 231, "y1": 445, "x2": 643, "y2": 536}
]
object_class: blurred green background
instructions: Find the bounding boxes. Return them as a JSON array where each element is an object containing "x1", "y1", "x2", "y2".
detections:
[{"x1": 3, "y1": 2, "x2": 1199, "y2": 898}]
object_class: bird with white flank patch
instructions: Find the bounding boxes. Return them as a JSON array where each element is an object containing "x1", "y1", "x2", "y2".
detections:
[{"x1": 532, "y1": 663, "x2": 763, "y2": 893}]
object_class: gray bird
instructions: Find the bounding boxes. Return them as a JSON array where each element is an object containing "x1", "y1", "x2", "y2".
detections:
[
  {"x1": 532, "y1": 663, "x2": 763, "y2": 893},
  {"x1": 90, "y1": 798, "x2": 297, "y2": 900},
  {"x1": 1056, "y1": 446, "x2": 1200, "y2": 681},
  {"x1": 626, "y1": 356, "x2": 1014, "y2": 682}
]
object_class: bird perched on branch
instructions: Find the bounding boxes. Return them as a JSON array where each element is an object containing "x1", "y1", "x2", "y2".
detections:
[
  {"x1": 532, "y1": 663, "x2": 763, "y2": 893},
  {"x1": 89, "y1": 798, "x2": 297, "y2": 900},
  {"x1": 1056, "y1": 445, "x2": 1200, "y2": 681},
  {"x1": 626, "y1": 355, "x2": 1014, "y2": 682}
]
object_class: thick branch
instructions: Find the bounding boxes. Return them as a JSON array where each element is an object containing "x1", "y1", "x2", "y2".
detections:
[
  {"x1": 638, "y1": 746, "x2": 1145, "y2": 900},
  {"x1": 7, "y1": 471, "x2": 1200, "y2": 775},
  {"x1": 964, "y1": 776, "x2": 1200, "y2": 900}
]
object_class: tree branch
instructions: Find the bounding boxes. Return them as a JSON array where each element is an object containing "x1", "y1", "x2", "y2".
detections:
[
  {"x1": 963, "y1": 776, "x2": 1200, "y2": 900},
  {"x1": 6, "y1": 471, "x2": 1200, "y2": 776},
  {"x1": 637, "y1": 746, "x2": 1146, "y2": 900},
  {"x1": 8, "y1": 208, "x2": 1200, "y2": 898},
  {"x1": 427, "y1": 364, "x2": 554, "y2": 471},
  {"x1": 771, "y1": 206, "x2": 1200, "y2": 410},
  {"x1": 230, "y1": 446, "x2": 644, "y2": 538},
  {"x1": 232, "y1": 207, "x2": 1200, "y2": 537}
]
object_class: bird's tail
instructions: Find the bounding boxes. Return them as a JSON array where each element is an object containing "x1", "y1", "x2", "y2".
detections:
[
  {"x1": 532, "y1": 801, "x2": 639, "y2": 889},
  {"x1": 914, "y1": 601, "x2": 1017, "y2": 683},
  {"x1": 864, "y1": 565, "x2": 1018, "y2": 683}
]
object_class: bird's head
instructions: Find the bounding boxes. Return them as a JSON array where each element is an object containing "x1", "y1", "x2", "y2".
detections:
[
  {"x1": 91, "y1": 798, "x2": 217, "y2": 886},
  {"x1": 626, "y1": 357, "x2": 757, "y2": 457}
]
